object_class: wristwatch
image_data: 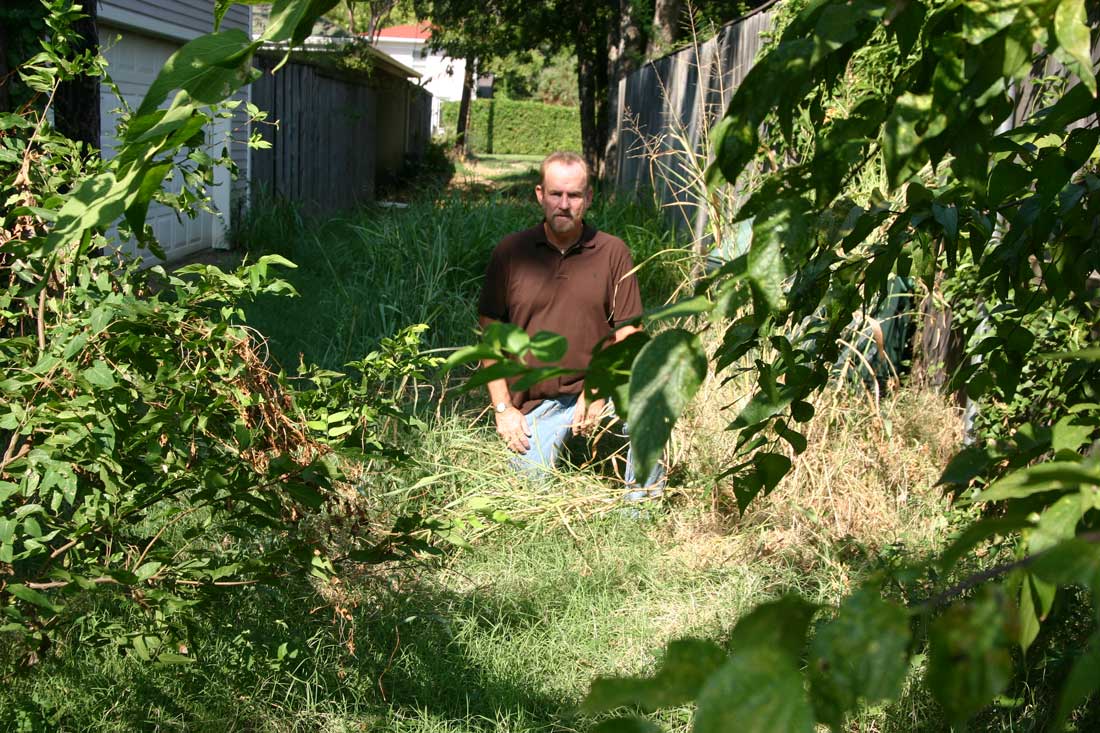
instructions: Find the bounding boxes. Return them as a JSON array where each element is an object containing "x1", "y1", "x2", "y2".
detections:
[{"x1": 494, "y1": 401, "x2": 509, "y2": 414}]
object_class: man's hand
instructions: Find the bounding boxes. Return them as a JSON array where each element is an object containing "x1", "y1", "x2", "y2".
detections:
[
  {"x1": 572, "y1": 392, "x2": 606, "y2": 435},
  {"x1": 495, "y1": 406, "x2": 531, "y2": 453}
]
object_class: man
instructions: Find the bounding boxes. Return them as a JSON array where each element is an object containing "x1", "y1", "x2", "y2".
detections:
[{"x1": 477, "y1": 151, "x2": 664, "y2": 494}]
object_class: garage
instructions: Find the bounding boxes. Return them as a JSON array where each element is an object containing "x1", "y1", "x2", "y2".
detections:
[{"x1": 97, "y1": 1, "x2": 249, "y2": 263}]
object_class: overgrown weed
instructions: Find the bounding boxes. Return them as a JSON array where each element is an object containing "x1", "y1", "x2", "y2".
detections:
[{"x1": 670, "y1": 375, "x2": 961, "y2": 601}]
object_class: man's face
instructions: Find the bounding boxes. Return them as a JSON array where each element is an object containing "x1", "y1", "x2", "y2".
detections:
[{"x1": 536, "y1": 161, "x2": 592, "y2": 238}]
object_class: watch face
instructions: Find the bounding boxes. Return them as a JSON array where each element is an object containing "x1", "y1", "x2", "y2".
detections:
[{"x1": 495, "y1": 402, "x2": 508, "y2": 413}]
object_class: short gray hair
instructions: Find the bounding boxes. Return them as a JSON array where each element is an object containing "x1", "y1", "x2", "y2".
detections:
[{"x1": 539, "y1": 151, "x2": 590, "y2": 188}]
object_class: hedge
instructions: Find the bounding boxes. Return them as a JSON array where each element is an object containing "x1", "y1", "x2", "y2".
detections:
[{"x1": 440, "y1": 98, "x2": 581, "y2": 155}]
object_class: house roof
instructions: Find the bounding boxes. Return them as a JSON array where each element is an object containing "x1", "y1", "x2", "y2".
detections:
[
  {"x1": 257, "y1": 37, "x2": 421, "y2": 80},
  {"x1": 252, "y1": 5, "x2": 351, "y2": 39},
  {"x1": 374, "y1": 23, "x2": 433, "y2": 40}
]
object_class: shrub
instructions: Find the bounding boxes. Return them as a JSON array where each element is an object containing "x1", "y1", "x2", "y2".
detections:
[{"x1": 440, "y1": 98, "x2": 581, "y2": 155}]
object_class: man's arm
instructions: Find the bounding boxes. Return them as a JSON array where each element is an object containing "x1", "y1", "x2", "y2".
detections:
[
  {"x1": 611, "y1": 324, "x2": 641, "y2": 343},
  {"x1": 478, "y1": 315, "x2": 531, "y2": 453},
  {"x1": 572, "y1": 322, "x2": 643, "y2": 435}
]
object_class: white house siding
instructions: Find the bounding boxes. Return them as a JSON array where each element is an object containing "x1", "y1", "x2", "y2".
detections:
[
  {"x1": 372, "y1": 37, "x2": 465, "y2": 133},
  {"x1": 97, "y1": 1, "x2": 250, "y2": 262}
]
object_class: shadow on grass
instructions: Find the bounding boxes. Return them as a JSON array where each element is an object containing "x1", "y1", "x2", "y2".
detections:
[
  {"x1": 352, "y1": 579, "x2": 574, "y2": 731},
  {"x1": 4, "y1": 571, "x2": 575, "y2": 732}
]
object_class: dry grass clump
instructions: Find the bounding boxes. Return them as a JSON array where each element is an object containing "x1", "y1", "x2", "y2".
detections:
[
  {"x1": 411, "y1": 371, "x2": 962, "y2": 566},
  {"x1": 666, "y1": 377, "x2": 963, "y2": 599}
]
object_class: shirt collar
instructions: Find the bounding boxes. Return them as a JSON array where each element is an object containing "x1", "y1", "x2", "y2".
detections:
[{"x1": 535, "y1": 220, "x2": 597, "y2": 251}]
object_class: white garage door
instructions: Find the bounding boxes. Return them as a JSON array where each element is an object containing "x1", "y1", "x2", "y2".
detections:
[{"x1": 99, "y1": 26, "x2": 230, "y2": 263}]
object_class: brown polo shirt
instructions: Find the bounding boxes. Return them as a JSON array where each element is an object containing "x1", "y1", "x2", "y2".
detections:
[{"x1": 478, "y1": 221, "x2": 643, "y2": 413}]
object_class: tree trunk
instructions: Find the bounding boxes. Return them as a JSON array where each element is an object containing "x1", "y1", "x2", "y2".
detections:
[
  {"x1": 647, "y1": 0, "x2": 683, "y2": 57},
  {"x1": 53, "y1": 0, "x2": 99, "y2": 155},
  {"x1": 455, "y1": 54, "x2": 476, "y2": 157},
  {"x1": 911, "y1": 273, "x2": 968, "y2": 405},
  {"x1": 346, "y1": 1, "x2": 357, "y2": 34},
  {"x1": 593, "y1": 30, "x2": 609, "y2": 179},
  {"x1": 576, "y1": 25, "x2": 600, "y2": 176},
  {"x1": 602, "y1": 0, "x2": 646, "y2": 184}
]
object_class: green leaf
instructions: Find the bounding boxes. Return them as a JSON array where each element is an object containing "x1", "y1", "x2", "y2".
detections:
[
  {"x1": 628, "y1": 329, "x2": 708, "y2": 485},
  {"x1": 82, "y1": 360, "x2": 117, "y2": 389},
  {"x1": 583, "y1": 639, "x2": 727, "y2": 713},
  {"x1": 693, "y1": 645, "x2": 815, "y2": 733},
  {"x1": 809, "y1": 588, "x2": 911, "y2": 728},
  {"x1": 938, "y1": 517, "x2": 1034, "y2": 573},
  {"x1": 776, "y1": 422, "x2": 808, "y2": 454},
  {"x1": 927, "y1": 587, "x2": 1015, "y2": 725},
  {"x1": 932, "y1": 203, "x2": 958, "y2": 244},
  {"x1": 62, "y1": 333, "x2": 88, "y2": 360},
  {"x1": 135, "y1": 30, "x2": 255, "y2": 118},
  {"x1": 1029, "y1": 491, "x2": 1090, "y2": 554},
  {"x1": 751, "y1": 452, "x2": 792, "y2": 497},
  {"x1": 123, "y1": 161, "x2": 175, "y2": 239},
  {"x1": 882, "y1": 93, "x2": 935, "y2": 187},
  {"x1": 262, "y1": 0, "x2": 342, "y2": 46},
  {"x1": 1030, "y1": 538, "x2": 1100, "y2": 591},
  {"x1": 728, "y1": 595, "x2": 818, "y2": 659},
  {"x1": 585, "y1": 332, "x2": 650, "y2": 423},
  {"x1": 1045, "y1": 348, "x2": 1100, "y2": 361},
  {"x1": 1052, "y1": 631, "x2": 1100, "y2": 729},
  {"x1": 643, "y1": 295, "x2": 715, "y2": 323},
  {"x1": 747, "y1": 199, "x2": 810, "y2": 313},
  {"x1": 791, "y1": 400, "x2": 814, "y2": 423},
  {"x1": 284, "y1": 481, "x2": 325, "y2": 509},
  {"x1": 938, "y1": 444, "x2": 996, "y2": 487},
  {"x1": 527, "y1": 331, "x2": 568, "y2": 362},
  {"x1": 511, "y1": 367, "x2": 578, "y2": 392},
  {"x1": 1017, "y1": 573, "x2": 1055, "y2": 655},
  {"x1": 45, "y1": 163, "x2": 147, "y2": 253},
  {"x1": 978, "y1": 461, "x2": 1099, "y2": 502},
  {"x1": 7, "y1": 584, "x2": 62, "y2": 613},
  {"x1": 987, "y1": 159, "x2": 1033, "y2": 206},
  {"x1": 155, "y1": 652, "x2": 195, "y2": 665},
  {"x1": 1052, "y1": 416, "x2": 1094, "y2": 454},
  {"x1": 1053, "y1": 0, "x2": 1096, "y2": 95}
]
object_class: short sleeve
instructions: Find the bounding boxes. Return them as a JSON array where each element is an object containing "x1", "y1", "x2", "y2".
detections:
[
  {"x1": 478, "y1": 241, "x2": 510, "y2": 321},
  {"x1": 609, "y1": 242, "x2": 643, "y2": 326}
]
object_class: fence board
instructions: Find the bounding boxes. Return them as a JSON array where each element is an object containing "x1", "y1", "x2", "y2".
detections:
[
  {"x1": 251, "y1": 55, "x2": 379, "y2": 213},
  {"x1": 609, "y1": 2, "x2": 778, "y2": 242}
]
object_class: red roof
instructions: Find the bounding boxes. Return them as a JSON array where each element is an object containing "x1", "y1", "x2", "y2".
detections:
[{"x1": 374, "y1": 23, "x2": 432, "y2": 40}]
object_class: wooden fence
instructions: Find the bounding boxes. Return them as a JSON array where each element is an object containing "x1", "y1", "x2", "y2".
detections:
[
  {"x1": 251, "y1": 52, "x2": 432, "y2": 213},
  {"x1": 607, "y1": 1, "x2": 778, "y2": 243}
]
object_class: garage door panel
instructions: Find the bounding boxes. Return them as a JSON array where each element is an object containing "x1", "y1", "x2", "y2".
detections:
[{"x1": 98, "y1": 25, "x2": 224, "y2": 264}]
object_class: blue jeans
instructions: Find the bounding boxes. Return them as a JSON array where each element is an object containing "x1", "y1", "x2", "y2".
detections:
[{"x1": 510, "y1": 394, "x2": 665, "y2": 498}]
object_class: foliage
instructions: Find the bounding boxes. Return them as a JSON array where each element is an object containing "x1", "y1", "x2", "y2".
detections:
[
  {"x1": 440, "y1": 98, "x2": 582, "y2": 156},
  {"x1": 323, "y1": 0, "x2": 417, "y2": 38},
  {"x1": 0, "y1": 0, "x2": 441, "y2": 666},
  {"x1": 493, "y1": 46, "x2": 581, "y2": 107},
  {"x1": 452, "y1": 0, "x2": 1100, "y2": 727},
  {"x1": 0, "y1": 376, "x2": 958, "y2": 730}
]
